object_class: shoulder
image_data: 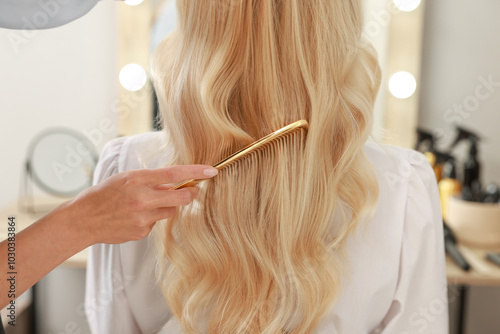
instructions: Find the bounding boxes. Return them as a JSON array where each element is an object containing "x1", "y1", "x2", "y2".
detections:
[
  {"x1": 363, "y1": 140, "x2": 437, "y2": 195},
  {"x1": 327, "y1": 141, "x2": 444, "y2": 332},
  {"x1": 361, "y1": 145, "x2": 447, "y2": 333},
  {"x1": 93, "y1": 132, "x2": 172, "y2": 184},
  {"x1": 361, "y1": 140, "x2": 441, "y2": 240}
]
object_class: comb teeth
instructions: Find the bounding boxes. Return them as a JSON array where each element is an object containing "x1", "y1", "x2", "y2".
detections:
[
  {"x1": 216, "y1": 128, "x2": 306, "y2": 173},
  {"x1": 171, "y1": 120, "x2": 308, "y2": 190}
]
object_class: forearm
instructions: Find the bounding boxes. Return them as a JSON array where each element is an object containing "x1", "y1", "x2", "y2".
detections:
[{"x1": 0, "y1": 201, "x2": 90, "y2": 309}]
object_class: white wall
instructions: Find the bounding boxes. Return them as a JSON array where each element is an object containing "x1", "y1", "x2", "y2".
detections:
[
  {"x1": 0, "y1": 2, "x2": 118, "y2": 333},
  {"x1": 0, "y1": 2, "x2": 119, "y2": 209},
  {"x1": 419, "y1": 0, "x2": 500, "y2": 185},
  {"x1": 419, "y1": 1, "x2": 500, "y2": 333}
]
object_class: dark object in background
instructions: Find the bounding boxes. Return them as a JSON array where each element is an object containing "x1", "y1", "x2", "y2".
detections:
[
  {"x1": 462, "y1": 137, "x2": 482, "y2": 201},
  {"x1": 415, "y1": 128, "x2": 437, "y2": 153},
  {"x1": 444, "y1": 223, "x2": 471, "y2": 271},
  {"x1": 441, "y1": 156, "x2": 458, "y2": 179},
  {"x1": 486, "y1": 252, "x2": 500, "y2": 268},
  {"x1": 447, "y1": 126, "x2": 482, "y2": 202},
  {"x1": 462, "y1": 187, "x2": 475, "y2": 202},
  {"x1": 433, "y1": 151, "x2": 454, "y2": 183},
  {"x1": 479, "y1": 184, "x2": 500, "y2": 203},
  {"x1": 447, "y1": 126, "x2": 480, "y2": 153}
]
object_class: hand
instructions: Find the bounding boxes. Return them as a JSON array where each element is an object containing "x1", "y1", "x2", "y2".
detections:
[
  {"x1": 1, "y1": 165, "x2": 218, "y2": 309},
  {"x1": 60, "y1": 165, "x2": 218, "y2": 246}
]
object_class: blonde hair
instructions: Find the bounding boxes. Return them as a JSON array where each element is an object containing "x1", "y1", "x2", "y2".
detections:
[{"x1": 151, "y1": 0, "x2": 381, "y2": 333}]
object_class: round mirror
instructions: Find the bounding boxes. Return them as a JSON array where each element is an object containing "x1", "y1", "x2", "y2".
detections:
[{"x1": 27, "y1": 128, "x2": 97, "y2": 197}]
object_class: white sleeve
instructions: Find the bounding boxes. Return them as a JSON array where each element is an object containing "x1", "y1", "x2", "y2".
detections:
[
  {"x1": 378, "y1": 151, "x2": 449, "y2": 334},
  {"x1": 84, "y1": 137, "x2": 141, "y2": 334}
]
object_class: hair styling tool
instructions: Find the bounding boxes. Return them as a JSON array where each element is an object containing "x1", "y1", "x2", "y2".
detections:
[
  {"x1": 486, "y1": 252, "x2": 500, "y2": 268},
  {"x1": 171, "y1": 120, "x2": 309, "y2": 190},
  {"x1": 443, "y1": 222, "x2": 471, "y2": 271}
]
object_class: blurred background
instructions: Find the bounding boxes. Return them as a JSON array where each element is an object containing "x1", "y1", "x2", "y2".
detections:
[{"x1": 0, "y1": 0, "x2": 499, "y2": 333}]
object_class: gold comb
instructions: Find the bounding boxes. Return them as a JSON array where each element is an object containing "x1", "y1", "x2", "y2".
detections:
[{"x1": 171, "y1": 119, "x2": 309, "y2": 190}]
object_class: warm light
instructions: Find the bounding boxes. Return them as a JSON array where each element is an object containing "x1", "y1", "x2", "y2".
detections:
[
  {"x1": 124, "y1": 0, "x2": 144, "y2": 6},
  {"x1": 389, "y1": 71, "x2": 417, "y2": 99},
  {"x1": 119, "y1": 64, "x2": 147, "y2": 92},
  {"x1": 393, "y1": 0, "x2": 422, "y2": 12}
]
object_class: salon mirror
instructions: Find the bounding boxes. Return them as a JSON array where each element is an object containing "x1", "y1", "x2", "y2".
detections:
[{"x1": 22, "y1": 128, "x2": 97, "y2": 211}]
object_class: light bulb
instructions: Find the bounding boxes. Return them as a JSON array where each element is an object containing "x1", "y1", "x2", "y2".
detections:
[
  {"x1": 119, "y1": 64, "x2": 147, "y2": 92},
  {"x1": 124, "y1": 0, "x2": 144, "y2": 6},
  {"x1": 393, "y1": 0, "x2": 422, "y2": 12},
  {"x1": 389, "y1": 71, "x2": 417, "y2": 99}
]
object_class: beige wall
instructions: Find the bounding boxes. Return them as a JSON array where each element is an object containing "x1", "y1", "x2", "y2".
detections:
[{"x1": 363, "y1": 0, "x2": 391, "y2": 142}]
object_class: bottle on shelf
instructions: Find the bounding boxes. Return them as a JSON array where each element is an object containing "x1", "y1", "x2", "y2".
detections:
[{"x1": 438, "y1": 157, "x2": 462, "y2": 221}]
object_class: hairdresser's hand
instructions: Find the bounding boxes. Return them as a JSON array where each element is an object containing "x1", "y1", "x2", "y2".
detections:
[
  {"x1": 62, "y1": 165, "x2": 218, "y2": 246},
  {"x1": 0, "y1": 165, "x2": 218, "y2": 309}
]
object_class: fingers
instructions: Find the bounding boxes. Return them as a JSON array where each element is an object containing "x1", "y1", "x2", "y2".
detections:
[
  {"x1": 142, "y1": 165, "x2": 218, "y2": 186},
  {"x1": 147, "y1": 187, "x2": 200, "y2": 209},
  {"x1": 149, "y1": 207, "x2": 177, "y2": 222},
  {"x1": 128, "y1": 207, "x2": 177, "y2": 241}
]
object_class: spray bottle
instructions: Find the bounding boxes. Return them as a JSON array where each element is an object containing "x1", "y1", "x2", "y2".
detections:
[
  {"x1": 415, "y1": 128, "x2": 446, "y2": 182},
  {"x1": 462, "y1": 136, "x2": 482, "y2": 201},
  {"x1": 447, "y1": 126, "x2": 482, "y2": 202},
  {"x1": 416, "y1": 128, "x2": 436, "y2": 153}
]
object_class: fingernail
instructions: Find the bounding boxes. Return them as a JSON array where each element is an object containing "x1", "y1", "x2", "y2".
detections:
[{"x1": 203, "y1": 168, "x2": 218, "y2": 177}]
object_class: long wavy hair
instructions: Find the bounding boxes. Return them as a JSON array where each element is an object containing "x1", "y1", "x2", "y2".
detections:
[{"x1": 151, "y1": 0, "x2": 381, "y2": 333}]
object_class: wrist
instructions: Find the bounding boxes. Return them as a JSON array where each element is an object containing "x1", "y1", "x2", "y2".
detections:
[{"x1": 50, "y1": 198, "x2": 96, "y2": 251}]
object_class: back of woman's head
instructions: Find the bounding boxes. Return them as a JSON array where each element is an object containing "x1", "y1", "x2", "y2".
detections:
[{"x1": 151, "y1": 0, "x2": 381, "y2": 333}]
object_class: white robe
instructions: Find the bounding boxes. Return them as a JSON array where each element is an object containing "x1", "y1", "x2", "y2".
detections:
[{"x1": 84, "y1": 132, "x2": 448, "y2": 334}]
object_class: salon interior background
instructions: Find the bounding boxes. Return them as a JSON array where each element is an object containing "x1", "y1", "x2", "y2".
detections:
[{"x1": 1, "y1": 0, "x2": 500, "y2": 333}]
